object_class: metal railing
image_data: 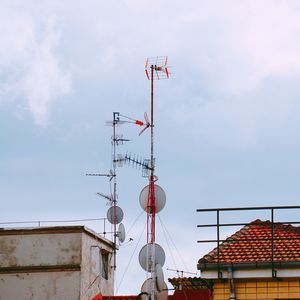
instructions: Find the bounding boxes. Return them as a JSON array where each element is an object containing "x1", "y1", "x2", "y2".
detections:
[
  {"x1": 0, "y1": 217, "x2": 112, "y2": 238},
  {"x1": 197, "y1": 205, "x2": 300, "y2": 278}
]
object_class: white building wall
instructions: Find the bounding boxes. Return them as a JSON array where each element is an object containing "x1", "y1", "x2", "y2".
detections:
[
  {"x1": 0, "y1": 227, "x2": 115, "y2": 300},
  {"x1": 0, "y1": 271, "x2": 80, "y2": 300},
  {"x1": 0, "y1": 232, "x2": 81, "y2": 267}
]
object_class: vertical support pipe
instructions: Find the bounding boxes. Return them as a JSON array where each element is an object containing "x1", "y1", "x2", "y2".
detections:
[
  {"x1": 113, "y1": 117, "x2": 117, "y2": 271},
  {"x1": 217, "y1": 210, "x2": 221, "y2": 279},
  {"x1": 103, "y1": 218, "x2": 106, "y2": 238},
  {"x1": 149, "y1": 64, "x2": 156, "y2": 300},
  {"x1": 228, "y1": 267, "x2": 236, "y2": 300},
  {"x1": 150, "y1": 65, "x2": 154, "y2": 176},
  {"x1": 271, "y1": 208, "x2": 276, "y2": 278}
]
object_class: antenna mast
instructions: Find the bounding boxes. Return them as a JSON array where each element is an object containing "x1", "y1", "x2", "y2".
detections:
[
  {"x1": 108, "y1": 112, "x2": 144, "y2": 270},
  {"x1": 87, "y1": 112, "x2": 144, "y2": 272},
  {"x1": 141, "y1": 56, "x2": 170, "y2": 300},
  {"x1": 112, "y1": 112, "x2": 119, "y2": 271},
  {"x1": 145, "y1": 56, "x2": 169, "y2": 244}
]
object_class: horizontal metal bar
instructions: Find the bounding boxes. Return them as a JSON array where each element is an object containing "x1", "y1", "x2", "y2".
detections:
[
  {"x1": 197, "y1": 237, "x2": 300, "y2": 243},
  {"x1": 0, "y1": 218, "x2": 106, "y2": 225},
  {"x1": 197, "y1": 221, "x2": 300, "y2": 228},
  {"x1": 197, "y1": 205, "x2": 300, "y2": 212},
  {"x1": 200, "y1": 206, "x2": 300, "y2": 212}
]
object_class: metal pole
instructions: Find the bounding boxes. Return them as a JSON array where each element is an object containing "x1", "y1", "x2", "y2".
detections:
[
  {"x1": 150, "y1": 64, "x2": 156, "y2": 300},
  {"x1": 103, "y1": 218, "x2": 106, "y2": 237},
  {"x1": 112, "y1": 112, "x2": 118, "y2": 271},
  {"x1": 217, "y1": 210, "x2": 221, "y2": 279},
  {"x1": 271, "y1": 208, "x2": 276, "y2": 277}
]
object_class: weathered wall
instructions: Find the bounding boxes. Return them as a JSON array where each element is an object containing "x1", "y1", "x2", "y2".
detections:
[
  {"x1": 0, "y1": 271, "x2": 80, "y2": 300},
  {"x1": 0, "y1": 227, "x2": 115, "y2": 300},
  {"x1": 80, "y1": 231, "x2": 114, "y2": 300},
  {"x1": 0, "y1": 232, "x2": 81, "y2": 267},
  {"x1": 213, "y1": 279, "x2": 300, "y2": 299}
]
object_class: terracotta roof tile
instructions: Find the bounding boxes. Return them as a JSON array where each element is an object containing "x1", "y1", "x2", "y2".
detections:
[
  {"x1": 199, "y1": 219, "x2": 300, "y2": 264},
  {"x1": 168, "y1": 277, "x2": 211, "y2": 290}
]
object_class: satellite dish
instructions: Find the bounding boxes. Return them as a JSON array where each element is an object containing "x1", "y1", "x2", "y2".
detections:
[
  {"x1": 155, "y1": 264, "x2": 165, "y2": 292},
  {"x1": 139, "y1": 243, "x2": 165, "y2": 272},
  {"x1": 139, "y1": 185, "x2": 166, "y2": 213},
  {"x1": 106, "y1": 206, "x2": 124, "y2": 224},
  {"x1": 141, "y1": 278, "x2": 168, "y2": 300},
  {"x1": 140, "y1": 279, "x2": 153, "y2": 300},
  {"x1": 118, "y1": 223, "x2": 126, "y2": 243},
  {"x1": 156, "y1": 281, "x2": 168, "y2": 300}
]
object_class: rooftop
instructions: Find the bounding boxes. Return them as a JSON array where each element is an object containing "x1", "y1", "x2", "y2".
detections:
[
  {"x1": 0, "y1": 225, "x2": 114, "y2": 248},
  {"x1": 198, "y1": 219, "x2": 300, "y2": 268},
  {"x1": 168, "y1": 277, "x2": 211, "y2": 290}
]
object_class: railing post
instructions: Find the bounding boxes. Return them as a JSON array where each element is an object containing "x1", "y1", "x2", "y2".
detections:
[
  {"x1": 271, "y1": 208, "x2": 276, "y2": 278},
  {"x1": 217, "y1": 210, "x2": 222, "y2": 279}
]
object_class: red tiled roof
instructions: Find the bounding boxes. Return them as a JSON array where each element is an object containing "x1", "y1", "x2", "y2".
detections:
[
  {"x1": 168, "y1": 277, "x2": 211, "y2": 290},
  {"x1": 199, "y1": 219, "x2": 300, "y2": 264}
]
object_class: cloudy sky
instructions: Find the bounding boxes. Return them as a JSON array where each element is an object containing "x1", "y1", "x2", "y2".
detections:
[{"x1": 1, "y1": 0, "x2": 300, "y2": 295}]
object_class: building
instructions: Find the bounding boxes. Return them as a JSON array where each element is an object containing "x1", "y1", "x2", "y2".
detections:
[
  {"x1": 0, "y1": 226, "x2": 115, "y2": 300},
  {"x1": 198, "y1": 219, "x2": 300, "y2": 299}
]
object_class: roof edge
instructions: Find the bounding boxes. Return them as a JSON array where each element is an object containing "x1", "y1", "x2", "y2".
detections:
[
  {"x1": 198, "y1": 260, "x2": 300, "y2": 271},
  {"x1": 0, "y1": 225, "x2": 115, "y2": 248}
]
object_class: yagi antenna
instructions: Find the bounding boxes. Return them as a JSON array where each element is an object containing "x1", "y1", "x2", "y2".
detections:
[
  {"x1": 86, "y1": 171, "x2": 115, "y2": 182},
  {"x1": 145, "y1": 56, "x2": 170, "y2": 80},
  {"x1": 167, "y1": 268, "x2": 197, "y2": 277},
  {"x1": 124, "y1": 153, "x2": 153, "y2": 177},
  {"x1": 113, "y1": 134, "x2": 131, "y2": 145},
  {"x1": 96, "y1": 192, "x2": 113, "y2": 202}
]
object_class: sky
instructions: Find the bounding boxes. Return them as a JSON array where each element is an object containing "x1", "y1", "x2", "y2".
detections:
[{"x1": 1, "y1": 0, "x2": 300, "y2": 295}]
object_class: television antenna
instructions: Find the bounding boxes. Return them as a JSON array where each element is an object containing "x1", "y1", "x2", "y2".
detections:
[
  {"x1": 87, "y1": 111, "x2": 144, "y2": 270},
  {"x1": 137, "y1": 56, "x2": 170, "y2": 300},
  {"x1": 166, "y1": 268, "x2": 198, "y2": 277}
]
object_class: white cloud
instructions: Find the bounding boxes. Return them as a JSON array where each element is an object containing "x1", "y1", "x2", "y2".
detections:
[
  {"x1": 0, "y1": 5, "x2": 71, "y2": 125},
  {"x1": 2, "y1": 0, "x2": 300, "y2": 129},
  {"x1": 167, "y1": 0, "x2": 300, "y2": 94},
  {"x1": 156, "y1": 0, "x2": 300, "y2": 148},
  {"x1": 21, "y1": 18, "x2": 71, "y2": 125}
]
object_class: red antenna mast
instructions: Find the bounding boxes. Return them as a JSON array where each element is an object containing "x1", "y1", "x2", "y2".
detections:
[
  {"x1": 144, "y1": 56, "x2": 169, "y2": 244},
  {"x1": 139, "y1": 56, "x2": 169, "y2": 300}
]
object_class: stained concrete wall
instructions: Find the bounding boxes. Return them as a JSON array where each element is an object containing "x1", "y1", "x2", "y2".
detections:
[
  {"x1": 0, "y1": 226, "x2": 114, "y2": 300},
  {"x1": 0, "y1": 271, "x2": 80, "y2": 300},
  {"x1": 0, "y1": 232, "x2": 81, "y2": 267},
  {"x1": 80, "y1": 231, "x2": 114, "y2": 300}
]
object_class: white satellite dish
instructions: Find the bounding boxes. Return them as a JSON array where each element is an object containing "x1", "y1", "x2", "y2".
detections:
[
  {"x1": 141, "y1": 278, "x2": 168, "y2": 300},
  {"x1": 139, "y1": 184, "x2": 166, "y2": 213},
  {"x1": 139, "y1": 243, "x2": 166, "y2": 272},
  {"x1": 118, "y1": 223, "x2": 126, "y2": 243},
  {"x1": 155, "y1": 264, "x2": 165, "y2": 292},
  {"x1": 106, "y1": 206, "x2": 124, "y2": 224}
]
